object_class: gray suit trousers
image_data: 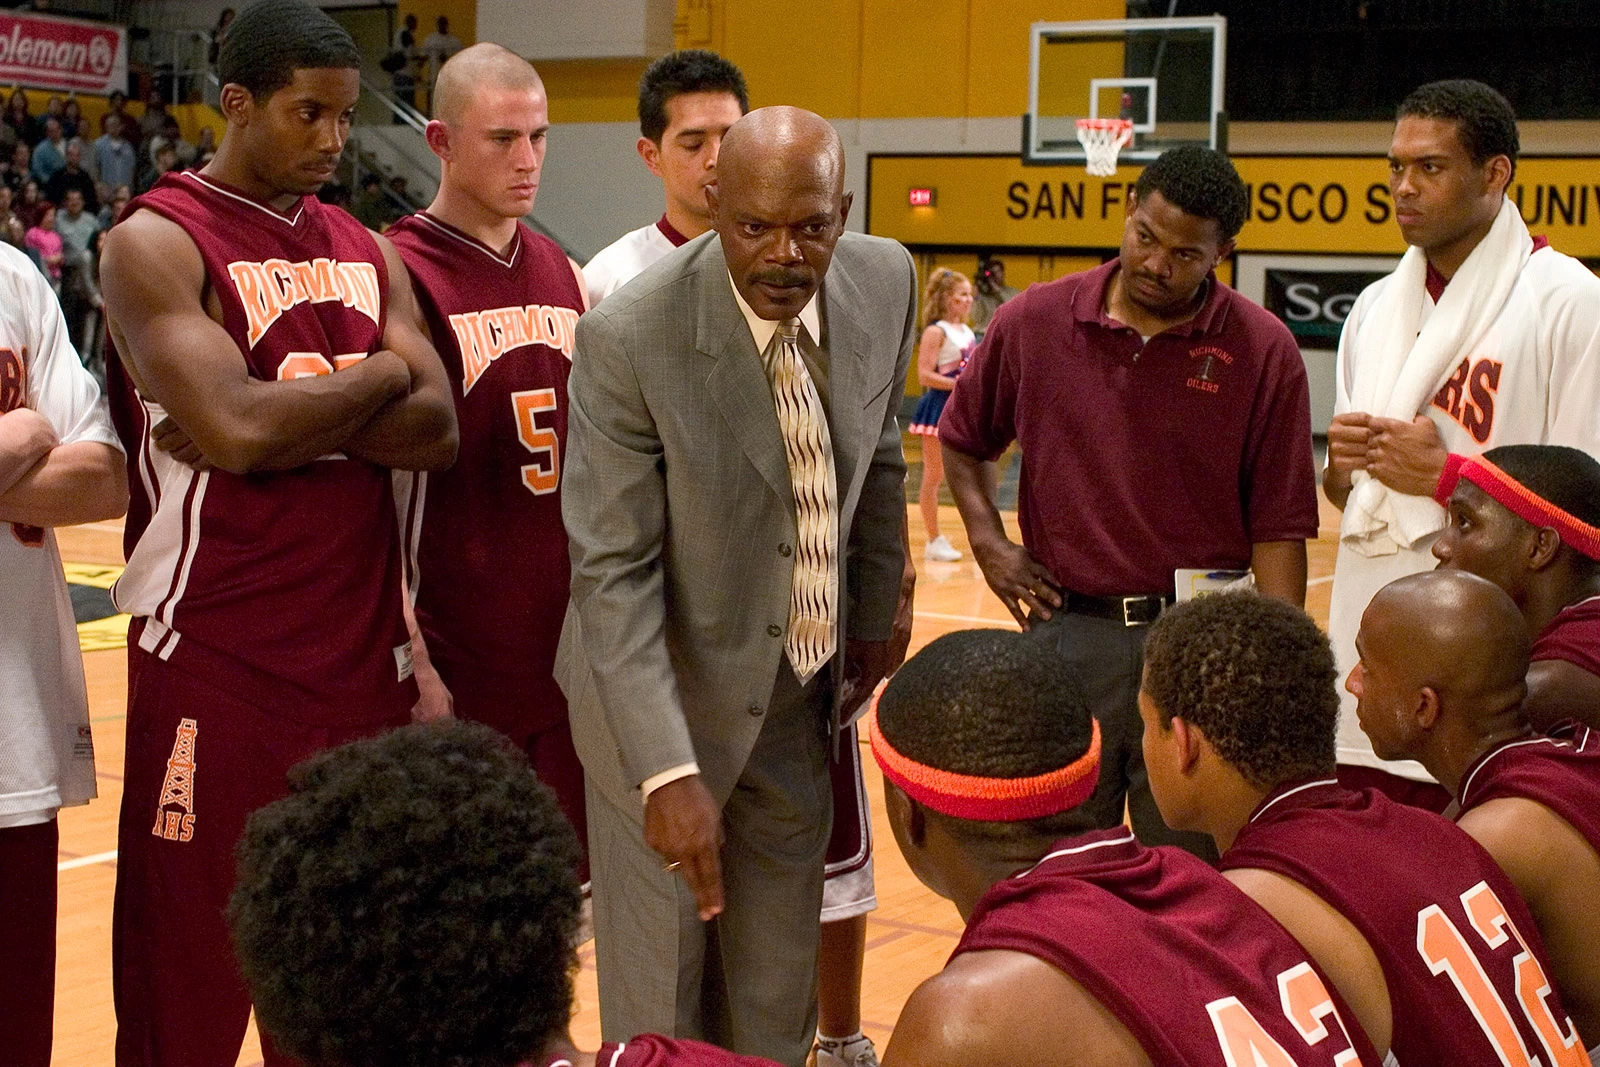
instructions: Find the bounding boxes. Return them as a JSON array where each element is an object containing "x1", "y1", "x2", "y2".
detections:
[{"x1": 586, "y1": 659, "x2": 832, "y2": 1067}]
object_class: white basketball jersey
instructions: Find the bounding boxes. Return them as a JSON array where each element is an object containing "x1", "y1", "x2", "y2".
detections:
[{"x1": 0, "y1": 242, "x2": 120, "y2": 820}]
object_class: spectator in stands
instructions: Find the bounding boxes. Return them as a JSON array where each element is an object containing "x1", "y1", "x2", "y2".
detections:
[
  {"x1": 45, "y1": 143, "x2": 98, "y2": 213},
  {"x1": 5, "y1": 214, "x2": 27, "y2": 259},
  {"x1": 55, "y1": 188, "x2": 98, "y2": 269},
  {"x1": 138, "y1": 92, "x2": 169, "y2": 145},
  {"x1": 64, "y1": 118, "x2": 93, "y2": 177},
  {"x1": 208, "y1": 8, "x2": 235, "y2": 67},
  {"x1": 4, "y1": 89, "x2": 36, "y2": 146},
  {"x1": 98, "y1": 183, "x2": 130, "y2": 230},
  {"x1": 16, "y1": 179, "x2": 44, "y2": 228},
  {"x1": 137, "y1": 144, "x2": 178, "y2": 194},
  {"x1": 194, "y1": 126, "x2": 216, "y2": 167},
  {"x1": 25, "y1": 202, "x2": 63, "y2": 290},
  {"x1": 93, "y1": 115, "x2": 136, "y2": 193},
  {"x1": 98, "y1": 90, "x2": 127, "y2": 136},
  {"x1": 3, "y1": 142, "x2": 29, "y2": 195},
  {"x1": 148, "y1": 117, "x2": 196, "y2": 169},
  {"x1": 422, "y1": 15, "x2": 464, "y2": 106},
  {"x1": 60, "y1": 98, "x2": 82, "y2": 137},
  {"x1": 387, "y1": 12, "x2": 421, "y2": 117},
  {"x1": 43, "y1": 95, "x2": 64, "y2": 125},
  {"x1": 350, "y1": 173, "x2": 390, "y2": 231},
  {"x1": 0, "y1": 185, "x2": 19, "y2": 243},
  {"x1": 30, "y1": 119, "x2": 66, "y2": 184}
]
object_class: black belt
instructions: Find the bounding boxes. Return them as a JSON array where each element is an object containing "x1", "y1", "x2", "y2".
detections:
[{"x1": 1063, "y1": 590, "x2": 1173, "y2": 627}]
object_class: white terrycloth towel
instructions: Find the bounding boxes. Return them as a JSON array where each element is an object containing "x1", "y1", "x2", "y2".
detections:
[{"x1": 1341, "y1": 196, "x2": 1533, "y2": 556}]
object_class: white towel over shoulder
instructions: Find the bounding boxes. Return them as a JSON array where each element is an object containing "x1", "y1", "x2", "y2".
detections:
[{"x1": 1340, "y1": 197, "x2": 1533, "y2": 557}]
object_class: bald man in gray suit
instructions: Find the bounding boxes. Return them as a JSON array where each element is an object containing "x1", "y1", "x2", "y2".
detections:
[{"x1": 556, "y1": 108, "x2": 916, "y2": 1067}]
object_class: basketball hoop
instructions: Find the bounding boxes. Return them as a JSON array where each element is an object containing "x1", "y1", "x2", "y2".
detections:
[{"x1": 1076, "y1": 118, "x2": 1134, "y2": 177}]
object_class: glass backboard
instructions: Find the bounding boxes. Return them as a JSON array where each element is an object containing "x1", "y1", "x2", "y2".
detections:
[{"x1": 1025, "y1": 16, "x2": 1227, "y2": 166}]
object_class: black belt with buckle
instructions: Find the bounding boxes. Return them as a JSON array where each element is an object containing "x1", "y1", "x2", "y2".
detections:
[{"x1": 1063, "y1": 591, "x2": 1173, "y2": 627}]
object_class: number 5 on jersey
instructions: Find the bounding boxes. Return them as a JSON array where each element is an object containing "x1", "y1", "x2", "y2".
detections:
[{"x1": 512, "y1": 389, "x2": 559, "y2": 495}]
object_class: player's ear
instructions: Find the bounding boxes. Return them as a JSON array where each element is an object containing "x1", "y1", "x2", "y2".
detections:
[
  {"x1": 1484, "y1": 154, "x2": 1513, "y2": 199},
  {"x1": 1527, "y1": 527, "x2": 1562, "y2": 571},
  {"x1": 1414, "y1": 685, "x2": 1442, "y2": 731},
  {"x1": 704, "y1": 182, "x2": 720, "y2": 226},
  {"x1": 424, "y1": 119, "x2": 451, "y2": 161},
  {"x1": 638, "y1": 135, "x2": 664, "y2": 177},
  {"x1": 839, "y1": 190, "x2": 854, "y2": 228},
  {"x1": 1213, "y1": 238, "x2": 1235, "y2": 269},
  {"x1": 1170, "y1": 717, "x2": 1203, "y2": 775},
  {"x1": 218, "y1": 83, "x2": 254, "y2": 127}
]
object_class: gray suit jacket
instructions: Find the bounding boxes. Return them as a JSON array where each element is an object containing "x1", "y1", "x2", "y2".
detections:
[{"x1": 557, "y1": 230, "x2": 916, "y2": 812}]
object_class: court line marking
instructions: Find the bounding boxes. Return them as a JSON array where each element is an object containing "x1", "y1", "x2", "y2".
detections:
[
  {"x1": 59, "y1": 849, "x2": 118, "y2": 871},
  {"x1": 1308, "y1": 574, "x2": 1334, "y2": 587}
]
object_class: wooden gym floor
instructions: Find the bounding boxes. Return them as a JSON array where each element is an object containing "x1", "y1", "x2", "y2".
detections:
[{"x1": 49, "y1": 438, "x2": 1340, "y2": 1065}]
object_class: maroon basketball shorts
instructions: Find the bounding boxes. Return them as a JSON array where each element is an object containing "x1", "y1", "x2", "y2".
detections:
[
  {"x1": 822, "y1": 721, "x2": 875, "y2": 922},
  {"x1": 113, "y1": 644, "x2": 408, "y2": 1067}
]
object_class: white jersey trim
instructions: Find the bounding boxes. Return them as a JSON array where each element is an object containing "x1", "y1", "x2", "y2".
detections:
[
  {"x1": 1016, "y1": 827, "x2": 1136, "y2": 878},
  {"x1": 1457, "y1": 736, "x2": 1564, "y2": 802},
  {"x1": 1250, "y1": 778, "x2": 1340, "y2": 823},
  {"x1": 409, "y1": 211, "x2": 521, "y2": 269},
  {"x1": 182, "y1": 171, "x2": 305, "y2": 227}
]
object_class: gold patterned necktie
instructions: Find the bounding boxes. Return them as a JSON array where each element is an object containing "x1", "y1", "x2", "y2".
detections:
[{"x1": 765, "y1": 318, "x2": 839, "y2": 682}]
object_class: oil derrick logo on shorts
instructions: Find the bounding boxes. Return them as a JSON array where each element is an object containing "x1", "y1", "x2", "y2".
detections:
[
  {"x1": 449, "y1": 303, "x2": 580, "y2": 395},
  {"x1": 226, "y1": 258, "x2": 382, "y2": 348},
  {"x1": 151, "y1": 717, "x2": 198, "y2": 842}
]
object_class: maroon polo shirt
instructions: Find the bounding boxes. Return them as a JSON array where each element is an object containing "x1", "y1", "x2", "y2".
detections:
[{"x1": 939, "y1": 259, "x2": 1318, "y2": 597}]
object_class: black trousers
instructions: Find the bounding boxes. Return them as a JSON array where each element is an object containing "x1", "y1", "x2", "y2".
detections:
[{"x1": 1030, "y1": 609, "x2": 1220, "y2": 862}]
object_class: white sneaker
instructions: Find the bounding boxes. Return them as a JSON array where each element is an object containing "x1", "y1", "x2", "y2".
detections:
[
  {"x1": 923, "y1": 534, "x2": 962, "y2": 562},
  {"x1": 816, "y1": 1033, "x2": 879, "y2": 1067}
]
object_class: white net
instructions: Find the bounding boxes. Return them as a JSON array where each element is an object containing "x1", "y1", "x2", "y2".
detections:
[{"x1": 1075, "y1": 119, "x2": 1134, "y2": 177}]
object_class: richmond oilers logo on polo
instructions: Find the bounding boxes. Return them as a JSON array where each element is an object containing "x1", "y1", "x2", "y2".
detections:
[
  {"x1": 449, "y1": 302, "x2": 579, "y2": 394},
  {"x1": 226, "y1": 257, "x2": 383, "y2": 348}
]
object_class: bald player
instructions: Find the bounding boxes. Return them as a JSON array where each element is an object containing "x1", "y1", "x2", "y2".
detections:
[
  {"x1": 1143, "y1": 592, "x2": 1587, "y2": 1067},
  {"x1": 1351, "y1": 570, "x2": 1600, "y2": 1057},
  {"x1": 878, "y1": 629, "x2": 1381, "y2": 1067},
  {"x1": 385, "y1": 45, "x2": 590, "y2": 868},
  {"x1": 1432, "y1": 445, "x2": 1600, "y2": 729}
]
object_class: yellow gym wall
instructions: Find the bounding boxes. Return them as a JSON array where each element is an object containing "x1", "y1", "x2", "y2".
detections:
[{"x1": 540, "y1": 0, "x2": 1123, "y2": 123}]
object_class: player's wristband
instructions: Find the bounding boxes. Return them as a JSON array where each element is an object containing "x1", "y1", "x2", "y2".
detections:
[{"x1": 869, "y1": 714, "x2": 1100, "y2": 822}]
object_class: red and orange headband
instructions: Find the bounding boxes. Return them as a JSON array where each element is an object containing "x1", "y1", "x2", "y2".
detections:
[
  {"x1": 869, "y1": 713, "x2": 1101, "y2": 822},
  {"x1": 1435, "y1": 453, "x2": 1600, "y2": 561}
]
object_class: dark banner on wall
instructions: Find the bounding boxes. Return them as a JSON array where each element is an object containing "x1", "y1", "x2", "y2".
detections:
[{"x1": 1261, "y1": 268, "x2": 1390, "y2": 344}]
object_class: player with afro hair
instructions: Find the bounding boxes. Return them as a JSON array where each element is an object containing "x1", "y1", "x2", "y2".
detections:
[{"x1": 229, "y1": 721, "x2": 781, "y2": 1067}]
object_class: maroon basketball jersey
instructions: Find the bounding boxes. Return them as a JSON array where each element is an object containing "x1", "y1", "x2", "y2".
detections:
[
  {"x1": 1223, "y1": 779, "x2": 1589, "y2": 1067},
  {"x1": 956, "y1": 827, "x2": 1380, "y2": 1066},
  {"x1": 106, "y1": 171, "x2": 416, "y2": 725},
  {"x1": 384, "y1": 212, "x2": 581, "y2": 735},
  {"x1": 538, "y1": 1035, "x2": 782, "y2": 1066},
  {"x1": 1532, "y1": 595, "x2": 1600, "y2": 677},
  {"x1": 1459, "y1": 724, "x2": 1600, "y2": 860}
]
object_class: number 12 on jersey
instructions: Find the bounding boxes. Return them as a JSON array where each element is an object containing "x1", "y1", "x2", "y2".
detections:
[{"x1": 512, "y1": 389, "x2": 559, "y2": 495}]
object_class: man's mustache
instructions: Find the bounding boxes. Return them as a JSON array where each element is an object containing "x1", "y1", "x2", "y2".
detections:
[{"x1": 751, "y1": 270, "x2": 811, "y2": 287}]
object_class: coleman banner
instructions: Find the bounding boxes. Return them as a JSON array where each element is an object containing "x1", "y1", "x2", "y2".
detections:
[{"x1": 0, "y1": 10, "x2": 127, "y2": 95}]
